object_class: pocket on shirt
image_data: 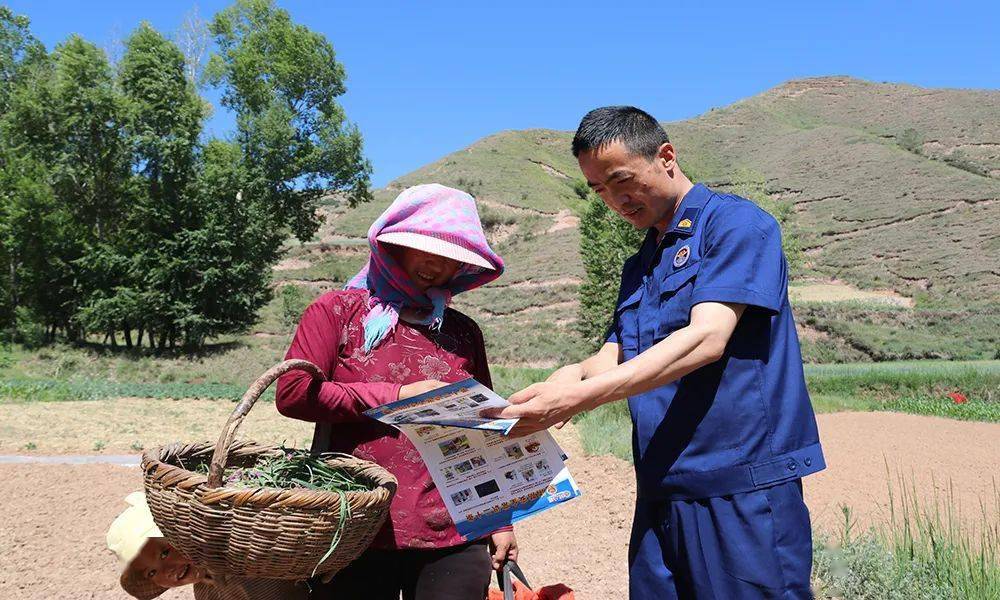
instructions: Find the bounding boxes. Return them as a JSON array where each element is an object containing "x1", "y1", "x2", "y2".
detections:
[
  {"x1": 613, "y1": 287, "x2": 643, "y2": 354},
  {"x1": 655, "y1": 263, "x2": 699, "y2": 340}
]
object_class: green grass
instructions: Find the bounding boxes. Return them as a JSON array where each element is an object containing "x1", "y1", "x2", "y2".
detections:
[
  {"x1": 574, "y1": 399, "x2": 633, "y2": 460},
  {"x1": 455, "y1": 283, "x2": 578, "y2": 317},
  {"x1": 490, "y1": 365, "x2": 553, "y2": 398},
  {"x1": 0, "y1": 336, "x2": 290, "y2": 393},
  {"x1": 0, "y1": 337, "x2": 554, "y2": 404},
  {"x1": 494, "y1": 225, "x2": 583, "y2": 285},
  {"x1": 813, "y1": 474, "x2": 999, "y2": 599},
  {"x1": 275, "y1": 251, "x2": 367, "y2": 283},
  {"x1": 0, "y1": 377, "x2": 249, "y2": 403},
  {"x1": 797, "y1": 304, "x2": 1000, "y2": 362},
  {"x1": 476, "y1": 308, "x2": 590, "y2": 367},
  {"x1": 805, "y1": 361, "x2": 999, "y2": 422},
  {"x1": 575, "y1": 360, "x2": 1000, "y2": 462}
]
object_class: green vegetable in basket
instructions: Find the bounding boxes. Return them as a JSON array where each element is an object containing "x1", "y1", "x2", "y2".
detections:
[{"x1": 194, "y1": 449, "x2": 373, "y2": 575}]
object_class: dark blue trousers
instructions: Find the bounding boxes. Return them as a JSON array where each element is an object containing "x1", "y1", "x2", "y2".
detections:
[{"x1": 629, "y1": 479, "x2": 812, "y2": 599}]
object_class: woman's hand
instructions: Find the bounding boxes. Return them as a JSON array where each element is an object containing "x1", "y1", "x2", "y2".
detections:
[
  {"x1": 488, "y1": 530, "x2": 518, "y2": 571},
  {"x1": 398, "y1": 380, "x2": 448, "y2": 400}
]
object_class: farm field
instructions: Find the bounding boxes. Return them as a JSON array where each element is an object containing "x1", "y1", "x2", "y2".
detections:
[
  {"x1": 2, "y1": 358, "x2": 996, "y2": 598},
  {"x1": 2, "y1": 415, "x2": 997, "y2": 599}
]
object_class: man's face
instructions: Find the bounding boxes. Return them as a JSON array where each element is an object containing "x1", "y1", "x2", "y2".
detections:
[
  {"x1": 578, "y1": 141, "x2": 675, "y2": 230},
  {"x1": 130, "y1": 538, "x2": 207, "y2": 589}
]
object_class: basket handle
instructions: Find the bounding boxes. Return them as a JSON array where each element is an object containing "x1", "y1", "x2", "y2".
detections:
[{"x1": 207, "y1": 359, "x2": 326, "y2": 488}]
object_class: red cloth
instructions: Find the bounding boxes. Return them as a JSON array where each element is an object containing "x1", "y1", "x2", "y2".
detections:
[{"x1": 276, "y1": 289, "x2": 508, "y2": 549}]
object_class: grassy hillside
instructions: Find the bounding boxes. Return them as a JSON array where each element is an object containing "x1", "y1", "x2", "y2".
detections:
[
  {"x1": 671, "y1": 77, "x2": 999, "y2": 303},
  {"x1": 296, "y1": 77, "x2": 997, "y2": 367}
]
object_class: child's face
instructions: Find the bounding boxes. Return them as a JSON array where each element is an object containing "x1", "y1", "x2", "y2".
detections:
[{"x1": 130, "y1": 538, "x2": 208, "y2": 589}]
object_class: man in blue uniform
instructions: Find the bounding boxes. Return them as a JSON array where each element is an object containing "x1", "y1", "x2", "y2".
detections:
[{"x1": 490, "y1": 106, "x2": 825, "y2": 599}]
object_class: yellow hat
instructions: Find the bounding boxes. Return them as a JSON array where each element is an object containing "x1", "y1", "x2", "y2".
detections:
[{"x1": 107, "y1": 492, "x2": 167, "y2": 600}]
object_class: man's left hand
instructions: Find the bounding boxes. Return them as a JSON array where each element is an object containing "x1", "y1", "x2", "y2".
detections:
[{"x1": 483, "y1": 382, "x2": 585, "y2": 437}]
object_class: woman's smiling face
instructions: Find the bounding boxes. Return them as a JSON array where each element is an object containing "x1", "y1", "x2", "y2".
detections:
[
  {"x1": 392, "y1": 245, "x2": 462, "y2": 292},
  {"x1": 130, "y1": 538, "x2": 207, "y2": 589}
]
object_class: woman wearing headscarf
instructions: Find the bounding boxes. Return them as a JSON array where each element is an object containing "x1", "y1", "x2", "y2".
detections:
[{"x1": 275, "y1": 184, "x2": 516, "y2": 600}]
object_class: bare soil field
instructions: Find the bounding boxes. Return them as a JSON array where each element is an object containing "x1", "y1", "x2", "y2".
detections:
[
  {"x1": 0, "y1": 398, "x2": 315, "y2": 454},
  {"x1": 1, "y1": 411, "x2": 997, "y2": 599},
  {"x1": 788, "y1": 280, "x2": 914, "y2": 307}
]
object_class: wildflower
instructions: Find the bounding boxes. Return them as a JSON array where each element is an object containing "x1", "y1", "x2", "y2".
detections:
[{"x1": 947, "y1": 391, "x2": 968, "y2": 404}]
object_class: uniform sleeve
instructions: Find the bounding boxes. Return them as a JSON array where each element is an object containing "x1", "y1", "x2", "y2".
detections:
[
  {"x1": 604, "y1": 322, "x2": 621, "y2": 345},
  {"x1": 690, "y1": 206, "x2": 786, "y2": 314},
  {"x1": 275, "y1": 298, "x2": 401, "y2": 423},
  {"x1": 604, "y1": 254, "x2": 641, "y2": 345}
]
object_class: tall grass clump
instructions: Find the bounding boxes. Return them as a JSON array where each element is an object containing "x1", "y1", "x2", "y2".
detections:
[
  {"x1": 814, "y1": 471, "x2": 999, "y2": 599},
  {"x1": 573, "y1": 401, "x2": 632, "y2": 461},
  {"x1": 490, "y1": 366, "x2": 553, "y2": 399}
]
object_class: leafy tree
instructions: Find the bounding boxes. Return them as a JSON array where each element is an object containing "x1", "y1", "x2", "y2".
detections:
[
  {"x1": 206, "y1": 0, "x2": 372, "y2": 226},
  {"x1": 1, "y1": 3, "x2": 373, "y2": 350},
  {"x1": 1, "y1": 33, "x2": 129, "y2": 340},
  {"x1": 0, "y1": 6, "x2": 44, "y2": 113},
  {"x1": 0, "y1": 154, "x2": 68, "y2": 342},
  {"x1": 0, "y1": 7, "x2": 45, "y2": 333},
  {"x1": 50, "y1": 36, "x2": 132, "y2": 340},
  {"x1": 76, "y1": 23, "x2": 207, "y2": 348},
  {"x1": 577, "y1": 188, "x2": 644, "y2": 346},
  {"x1": 280, "y1": 284, "x2": 308, "y2": 329}
]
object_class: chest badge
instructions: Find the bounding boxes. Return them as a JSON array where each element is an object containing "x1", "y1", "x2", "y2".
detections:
[
  {"x1": 677, "y1": 218, "x2": 692, "y2": 230},
  {"x1": 673, "y1": 245, "x2": 691, "y2": 268}
]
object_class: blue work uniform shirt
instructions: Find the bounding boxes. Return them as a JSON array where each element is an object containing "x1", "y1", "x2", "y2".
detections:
[{"x1": 607, "y1": 183, "x2": 825, "y2": 500}]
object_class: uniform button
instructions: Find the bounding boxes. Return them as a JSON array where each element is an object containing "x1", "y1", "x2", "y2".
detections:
[
  {"x1": 804, "y1": 458, "x2": 812, "y2": 467},
  {"x1": 786, "y1": 460, "x2": 797, "y2": 471}
]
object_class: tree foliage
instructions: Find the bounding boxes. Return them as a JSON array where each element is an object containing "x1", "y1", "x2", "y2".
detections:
[
  {"x1": 577, "y1": 187, "x2": 644, "y2": 345},
  {"x1": 0, "y1": 3, "x2": 371, "y2": 349}
]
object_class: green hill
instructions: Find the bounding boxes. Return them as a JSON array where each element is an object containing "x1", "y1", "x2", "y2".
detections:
[{"x1": 279, "y1": 77, "x2": 999, "y2": 367}]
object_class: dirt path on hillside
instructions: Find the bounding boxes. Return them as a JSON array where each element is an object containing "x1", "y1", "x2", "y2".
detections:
[{"x1": 1, "y1": 413, "x2": 997, "y2": 599}]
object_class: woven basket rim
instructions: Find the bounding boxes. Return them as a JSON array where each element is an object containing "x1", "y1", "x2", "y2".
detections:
[{"x1": 142, "y1": 441, "x2": 397, "y2": 507}]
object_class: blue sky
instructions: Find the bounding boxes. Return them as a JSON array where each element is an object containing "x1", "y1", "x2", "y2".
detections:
[{"x1": 9, "y1": 1, "x2": 999, "y2": 187}]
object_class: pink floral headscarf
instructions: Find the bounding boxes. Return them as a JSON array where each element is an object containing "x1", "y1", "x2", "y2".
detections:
[{"x1": 345, "y1": 184, "x2": 504, "y2": 352}]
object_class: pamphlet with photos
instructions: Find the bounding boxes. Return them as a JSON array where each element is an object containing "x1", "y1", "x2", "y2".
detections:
[{"x1": 363, "y1": 378, "x2": 581, "y2": 539}]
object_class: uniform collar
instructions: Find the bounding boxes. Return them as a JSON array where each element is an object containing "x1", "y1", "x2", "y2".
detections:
[{"x1": 661, "y1": 183, "x2": 712, "y2": 238}]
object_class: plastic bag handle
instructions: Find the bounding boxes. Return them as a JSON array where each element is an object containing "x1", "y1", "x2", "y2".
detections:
[{"x1": 497, "y1": 560, "x2": 532, "y2": 600}]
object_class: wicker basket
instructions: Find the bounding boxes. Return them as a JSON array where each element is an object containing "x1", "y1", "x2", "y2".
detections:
[{"x1": 141, "y1": 359, "x2": 397, "y2": 580}]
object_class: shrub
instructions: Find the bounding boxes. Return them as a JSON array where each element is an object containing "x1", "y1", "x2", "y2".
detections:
[
  {"x1": 280, "y1": 285, "x2": 309, "y2": 330},
  {"x1": 897, "y1": 127, "x2": 924, "y2": 154}
]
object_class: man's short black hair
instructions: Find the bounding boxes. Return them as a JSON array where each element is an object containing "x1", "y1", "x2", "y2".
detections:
[{"x1": 571, "y1": 106, "x2": 669, "y2": 159}]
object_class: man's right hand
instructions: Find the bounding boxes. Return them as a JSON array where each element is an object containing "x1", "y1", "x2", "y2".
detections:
[
  {"x1": 540, "y1": 343, "x2": 621, "y2": 429},
  {"x1": 398, "y1": 380, "x2": 448, "y2": 400},
  {"x1": 545, "y1": 366, "x2": 584, "y2": 429}
]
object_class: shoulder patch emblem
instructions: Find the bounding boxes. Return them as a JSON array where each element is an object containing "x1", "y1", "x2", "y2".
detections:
[
  {"x1": 673, "y1": 245, "x2": 690, "y2": 268},
  {"x1": 677, "y1": 218, "x2": 692, "y2": 230}
]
